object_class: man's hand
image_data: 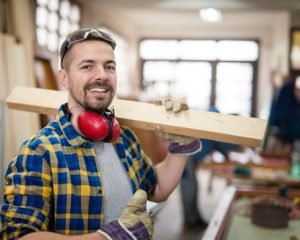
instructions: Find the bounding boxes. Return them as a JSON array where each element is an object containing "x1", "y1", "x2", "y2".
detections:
[
  {"x1": 154, "y1": 99, "x2": 202, "y2": 156},
  {"x1": 98, "y1": 190, "x2": 153, "y2": 240}
]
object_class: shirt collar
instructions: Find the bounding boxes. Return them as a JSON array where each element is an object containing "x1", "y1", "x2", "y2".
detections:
[{"x1": 57, "y1": 104, "x2": 92, "y2": 148}]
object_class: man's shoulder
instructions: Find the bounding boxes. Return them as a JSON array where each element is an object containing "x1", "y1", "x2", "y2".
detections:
[
  {"x1": 119, "y1": 125, "x2": 138, "y2": 141},
  {"x1": 120, "y1": 125, "x2": 134, "y2": 134},
  {"x1": 22, "y1": 121, "x2": 62, "y2": 149}
]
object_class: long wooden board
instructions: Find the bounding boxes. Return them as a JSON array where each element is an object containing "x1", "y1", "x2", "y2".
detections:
[{"x1": 6, "y1": 86, "x2": 267, "y2": 147}]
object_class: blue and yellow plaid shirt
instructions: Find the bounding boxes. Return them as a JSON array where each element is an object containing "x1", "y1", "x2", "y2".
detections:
[{"x1": 0, "y1": 105, "x2": 157, "y2": 239}]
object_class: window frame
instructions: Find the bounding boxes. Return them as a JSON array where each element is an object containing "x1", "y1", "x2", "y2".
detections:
[
  {"x1": 34, "y1": 0, "x2": 82, "y2": 53},
  {"x1": 139, "y1": 38, "x2": 260, "y2": 117}
]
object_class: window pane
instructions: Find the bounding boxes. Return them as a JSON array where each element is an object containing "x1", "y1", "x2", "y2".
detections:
[
  {"x1": 215, "y1": 62, "x2": 253, "y2": 116},
  {"x1": 36, "y1": 6, "x2": 48, "y2": 27},
  {"x1": 217, "y1": 41, "x2": 259, "y2": 61},
  {"x1": 47, "y1": 32, "x2": 58, "y2": 51},
  {"x1": 70, "y1": 23, "x2": 80, "y2": 32},
  {"x1": 216, "y1": 99, "x2": 251, "y2": 116},
  {"x1": 60, "y1": 0, "x2": 71, "y2": 18},
  {"x1": 37, "y1": 0, "x2": 48, "y2": 6},
  {"x1": 37, "y1": 27, "x2": 47, "y2": 46},
  {"x1": 153, "y1": 82, "x2": 170, "y2": 97},
  {"x1": 143, "y1": 61, "x2": 176, "y2": 83},
  {"x1": 143, "y1": 61, "x2": 176, "y2": 98},
  {"x1": 140, "y1": 40, "x2": 178, "y2": 59},
  {"x1": 47, "y1": 12, "x2": 58, "y2": 31},
  {"x1": 59, "y1": 36, "x2": 66, "y2": 50},
  {"x1": 70, "y1": 5, "x2": 80, "y2": 22},
  {"x1": 143, "y1": 61, "x2": 211, "y2": 108},
  {"x1": 59, "y1": 19, "x2": 70, "y2": 35},
  {"x1": 179, "y1": 40, "x2": 217, "y2": 60},
  {"x1": 48, "y1": 0, "x2": 59, "y2": 11},
  {"x1": 172, "y1": 62, "x2": 212, "y2": 110}
]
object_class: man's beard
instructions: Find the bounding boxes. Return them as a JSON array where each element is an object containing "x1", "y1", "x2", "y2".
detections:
[
  {"x1": 82, "y1": 95, "x2": 113, "y2": 113},
  {"x1": 70, "y1": 84, "x2": 115, "y2": 113}
]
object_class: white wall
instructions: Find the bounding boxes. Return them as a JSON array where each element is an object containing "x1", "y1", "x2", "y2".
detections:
[{"x1": 82, "y1": 5, "x2": 290, "y2": 118}]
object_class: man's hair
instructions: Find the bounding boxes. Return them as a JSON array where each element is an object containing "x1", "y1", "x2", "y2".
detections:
[{"x1": 59, "y1": 28, "x2": 116, "y2": 69}]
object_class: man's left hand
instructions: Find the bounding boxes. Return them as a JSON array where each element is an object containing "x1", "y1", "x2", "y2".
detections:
[{"x1": 154, "y1": 100, "x2": 202, "y2": 156}]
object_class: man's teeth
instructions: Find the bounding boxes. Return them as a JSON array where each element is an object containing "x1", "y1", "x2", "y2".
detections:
[{"x1": 90, "y1": 88, "x2": 107, "y2": 92}]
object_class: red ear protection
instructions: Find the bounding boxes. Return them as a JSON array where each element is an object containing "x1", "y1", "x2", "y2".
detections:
[{"x1": 77, "y1": 109, "x2": 120, "y2": 142}]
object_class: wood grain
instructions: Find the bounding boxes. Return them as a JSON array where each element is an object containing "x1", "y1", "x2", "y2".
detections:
[{"x1": 6, "y1": 86, "x2": 267, "y2": 147}]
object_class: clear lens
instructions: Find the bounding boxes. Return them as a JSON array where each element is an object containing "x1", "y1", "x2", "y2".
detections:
[{"x1": 60, "y1": 28, "x2": 116, "y2": 67}]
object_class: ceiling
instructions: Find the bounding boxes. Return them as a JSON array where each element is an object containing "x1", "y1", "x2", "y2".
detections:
[
  {"x1": 76, "y1": 0, "x2": 300, "y2": 32},
  {"x1": 76, "y1": 0, "x2": 300, "y2": 28},
  {"x1": 77, "y1": 0, "x2": 300, "y2": 12}
]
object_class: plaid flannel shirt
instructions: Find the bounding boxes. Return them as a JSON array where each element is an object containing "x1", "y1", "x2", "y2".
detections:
[{"x1": 0, "y1": 105, "x2": 157, "y2": 239}]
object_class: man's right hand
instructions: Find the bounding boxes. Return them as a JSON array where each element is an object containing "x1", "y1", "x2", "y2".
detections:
[{"x1": 98, "y1": 189, "x2": 153, "y2": 240}]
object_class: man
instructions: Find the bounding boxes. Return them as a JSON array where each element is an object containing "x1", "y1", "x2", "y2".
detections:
[
  {"x1": 268, "y1": 76, "x2": 300, "y2": 146},
  {"x1": 180, "y1": 139, "x2": 241, "y2": 231},
  {"x1": 0, "y1": 28, "x2": 201, "y2": 239}
]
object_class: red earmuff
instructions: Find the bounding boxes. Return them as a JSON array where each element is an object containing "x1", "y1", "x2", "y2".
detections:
[
  {"x1": 77, "y1": 110, "x2": 120, "y2": 142},
  {"x1": 110, "y1": 115, "x2": 121, "y2": 141}
]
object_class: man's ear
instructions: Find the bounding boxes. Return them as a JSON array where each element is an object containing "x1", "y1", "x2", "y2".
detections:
[{"x1": 58, "y1": 69, "x2": 69, "y2": 90}]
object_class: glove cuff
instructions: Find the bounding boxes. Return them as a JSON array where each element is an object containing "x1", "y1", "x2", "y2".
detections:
[
  {"x1": 169, "y1": 139, "x2": 202, "y2": 156},
  {"x1": 97, "y1": 229, "x2": 113, "y2": 240},
  {"x1": 100, "y1": 219, "x2": 150, "y2": 240}
]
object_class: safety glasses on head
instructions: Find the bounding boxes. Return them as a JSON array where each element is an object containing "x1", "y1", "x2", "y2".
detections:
[{"x1": 60, "y1": 28, "x2": 116, "y2": 68}]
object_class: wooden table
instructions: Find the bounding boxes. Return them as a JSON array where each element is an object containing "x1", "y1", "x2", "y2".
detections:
[
  {"x1": 202, "y1": 186, "x2": 300, "y2": 240},
  {"x1": 200, "y1": 155, "x2": 300, "y2": 188},
  {"x1": 211, "y1": 172, "x2": 300, "y2": 187}
]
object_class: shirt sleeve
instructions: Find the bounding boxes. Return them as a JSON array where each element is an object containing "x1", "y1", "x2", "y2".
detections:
[{"x1": 0, "y1": 143, "x2": 53, "y2": 239}]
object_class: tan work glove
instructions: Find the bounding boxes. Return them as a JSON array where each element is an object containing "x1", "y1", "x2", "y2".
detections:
[
  {"x1": 98, "y1": 189, "x2": 153, "y2": 240},
  {"x1": 154, "y1": 99, "x2": 202, "y2": 155}
]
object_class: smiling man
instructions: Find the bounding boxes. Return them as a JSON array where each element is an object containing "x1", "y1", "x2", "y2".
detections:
[{"x1": 0, "y1": 28, "x2": 201, "y2": 240}]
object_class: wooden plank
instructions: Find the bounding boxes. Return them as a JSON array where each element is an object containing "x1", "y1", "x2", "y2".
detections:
[
  {"x1": 6, "y1": 86, "x2": 268, "y2": 147},
  {"x1": 202, "y1": 186, "x2": 236, "y2": 240}
]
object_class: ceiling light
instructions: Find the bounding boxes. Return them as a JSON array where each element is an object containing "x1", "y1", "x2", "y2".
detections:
[{"x1": 199, "y1": 8, "x2": 223, "y2": 23}]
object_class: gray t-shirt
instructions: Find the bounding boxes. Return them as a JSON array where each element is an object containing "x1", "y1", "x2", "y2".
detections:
[{"x1": 93, "y1": 142, "x2": 133, "y2": 224}]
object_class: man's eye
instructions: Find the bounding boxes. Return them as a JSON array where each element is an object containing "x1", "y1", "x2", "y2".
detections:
[
  {"x1": 81, "y1": 65, "x2": 92, "y2": 70},
  {"x1": 106, "y1": 65, "x2": 116, "y2": 72}
]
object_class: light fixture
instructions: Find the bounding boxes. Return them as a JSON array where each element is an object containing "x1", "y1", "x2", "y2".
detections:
[{"x1": 199, "y1": 8, "x2": 223, "y2": 23}]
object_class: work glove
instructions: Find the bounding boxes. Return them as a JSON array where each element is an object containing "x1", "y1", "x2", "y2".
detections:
[
  {"x1": 98, "y1": 189, "x2": 153, "y2": 240},
  {"x1": 154, "y1": 99, "x2": 202, "y2": 156}
]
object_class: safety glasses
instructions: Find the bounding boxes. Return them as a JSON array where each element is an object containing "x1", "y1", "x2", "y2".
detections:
[{"x1": 60, "y1": 28, "x2": 116, "y2": 67}]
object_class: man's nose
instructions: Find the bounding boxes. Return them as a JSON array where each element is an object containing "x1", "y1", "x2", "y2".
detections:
[{"x1": 95, "y1": 66, "x2": 108, "y2": 79}]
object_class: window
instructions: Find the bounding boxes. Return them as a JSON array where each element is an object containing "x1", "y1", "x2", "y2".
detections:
[
  {"x1": 36, "y1": 0, "x2": 80, "y2": 52},
  {"x1": 143, "y1": 61, "x2": 212, "y2": 110},
  {"x1": 98, "y1": 27, "x2": 130, "y2": 97},
  {"x1": 216, "y1": 62, "x2": 253, "y2": 115},
  {"x1": 140, "y1": 39, "x2": 259, "y2": 116}
]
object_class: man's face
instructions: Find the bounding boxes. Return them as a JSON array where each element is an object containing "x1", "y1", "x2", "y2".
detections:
[{"x1": 61, "y1": 40, "x2": 117, "y2": 112}]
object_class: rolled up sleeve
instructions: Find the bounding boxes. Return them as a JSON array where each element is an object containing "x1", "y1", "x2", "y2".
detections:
[{"x1": 0, "y1": 145, "x2": 53, "y2": 240}]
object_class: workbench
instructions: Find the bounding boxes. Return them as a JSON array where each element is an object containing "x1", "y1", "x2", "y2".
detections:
[{"x1": 203, "y1": 186, "x2": 300, "y2": 240}]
